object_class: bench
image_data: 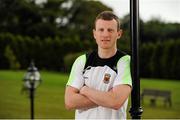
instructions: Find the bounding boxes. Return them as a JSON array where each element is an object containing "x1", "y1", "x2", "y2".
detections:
[{"x1": 141, "y1": 89, "x2": 172, "y2": 107}]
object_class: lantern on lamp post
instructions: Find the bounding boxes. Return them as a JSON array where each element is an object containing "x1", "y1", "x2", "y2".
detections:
[{"x1": 23, "y1": 61, "x2": 41, "y2": 119}]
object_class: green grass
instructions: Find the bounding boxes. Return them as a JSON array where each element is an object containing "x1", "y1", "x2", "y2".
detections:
[
  {"x1": 0, "y1": 70, "x2": 74, "y2": 119},
  {"x1": 0, "y1": 70, "x2": 180, "y2": 119}
]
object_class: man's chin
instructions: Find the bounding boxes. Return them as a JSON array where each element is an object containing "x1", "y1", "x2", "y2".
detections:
[{"x1": 100, "y1": 46, "x2": 111, "y2": 49}]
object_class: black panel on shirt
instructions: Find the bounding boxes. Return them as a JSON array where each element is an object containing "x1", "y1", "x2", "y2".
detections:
[{"x1": 84, "y1": 50, "x2": 126, "y2": 73}]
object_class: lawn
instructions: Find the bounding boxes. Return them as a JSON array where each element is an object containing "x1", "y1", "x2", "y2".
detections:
[{"x1": 0, "y1": 70, "x2": 179, "y2": 119}]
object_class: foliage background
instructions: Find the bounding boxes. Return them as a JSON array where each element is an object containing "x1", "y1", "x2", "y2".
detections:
[
  {"x1": 0, "y1": 0, "x2": 179, "y2": 79},
  {"x1": 0, "y1": 0, "x2": 180, "y2": 79}
]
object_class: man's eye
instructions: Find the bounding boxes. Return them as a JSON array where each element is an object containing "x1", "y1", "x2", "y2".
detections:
[
  {"x1": 108, "y1": 29, "x2": 114, "y2": 32},
  {"x1": 98, "y1": 29, "x2": 104, "y2": 32}
]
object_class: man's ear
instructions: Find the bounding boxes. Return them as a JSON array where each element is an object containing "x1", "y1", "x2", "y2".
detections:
[
  {"x1": 117, "y1": 29, "x2": 123, "y2": 39},
  {"x1": 93, "y1": 29, "x2": 96, "y2": 39}
]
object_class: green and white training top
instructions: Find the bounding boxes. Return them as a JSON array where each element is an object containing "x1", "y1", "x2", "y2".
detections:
[{"x1": 67, "y1": 50, "x2": 132, "y2": 119}]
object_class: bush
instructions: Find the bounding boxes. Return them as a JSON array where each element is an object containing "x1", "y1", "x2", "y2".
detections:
[
  {"x1": 64, "y1": 52, "x2": 84, "y2": 72},
  {"x1": 140, "y1": 39, "x2": 180, "y2": 79},
  {"x1": 4, "y1": 45, "x2": 20, "y2": 70}
]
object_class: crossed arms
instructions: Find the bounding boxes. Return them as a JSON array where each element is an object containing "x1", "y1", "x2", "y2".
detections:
[{"x1": 65, "y1": 84, "x2": 131, "y2": 110}]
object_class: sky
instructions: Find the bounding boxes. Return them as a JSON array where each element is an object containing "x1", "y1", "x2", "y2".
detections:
[
  {"x1": 36, "y1": 0, "x2": 180, "y2": 23},
  {"x1": 98, "y1": 0, "x2": 180, "y2": 23}
]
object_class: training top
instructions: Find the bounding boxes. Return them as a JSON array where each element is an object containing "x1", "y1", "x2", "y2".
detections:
[{"x1": 66, "y1": 50, "x2": 132, "y2": 119}]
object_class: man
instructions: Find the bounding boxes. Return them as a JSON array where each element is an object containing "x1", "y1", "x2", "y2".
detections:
[{"x1": 65, "y1": 11, "x2": 132, "y2": 119}]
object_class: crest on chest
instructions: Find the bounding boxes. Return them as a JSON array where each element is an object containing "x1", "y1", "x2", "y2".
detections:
[{"x1": 103, "y1": 73, "x2": 111, "y2": 84}]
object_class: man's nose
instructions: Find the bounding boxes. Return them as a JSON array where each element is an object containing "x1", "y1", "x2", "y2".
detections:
[{"x1": 102, "y1": 30, "x2": 110, "y2": 37}]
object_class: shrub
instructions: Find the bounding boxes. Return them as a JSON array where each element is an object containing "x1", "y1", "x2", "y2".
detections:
[{"x1": 64, "y1": 52, "x2": 84, "y2": 72}]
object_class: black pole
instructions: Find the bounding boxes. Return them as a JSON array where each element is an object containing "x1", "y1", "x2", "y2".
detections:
[
  {"x1": 129, "y1": 0, "x2": 143, "y2": 119},
  {"x1": 30, "y1": 82, "x2": 34, "y2": 119}
]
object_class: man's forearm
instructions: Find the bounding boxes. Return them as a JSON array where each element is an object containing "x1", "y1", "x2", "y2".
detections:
[
  {"x1": 65, "y1": 87, "x2": 97, "y2": 110},
  {"x1": 80, "y1": 86, "x2": 117, "y2": 109},
  {"x1": 80, "y1": 85, "x2": 131, "y2": 110},
  {"x1": 66, "y1": 93, "x2": 97, "y2": 110}
]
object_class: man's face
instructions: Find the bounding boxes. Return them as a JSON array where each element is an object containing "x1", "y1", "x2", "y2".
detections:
[{"x1": 93, "y1": 19, "x2": 122, "y2": 50}]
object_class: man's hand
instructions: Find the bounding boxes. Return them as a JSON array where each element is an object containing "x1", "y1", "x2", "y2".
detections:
[{"x1": 80, "y1": 85, "x2": 89, "y2": 95}]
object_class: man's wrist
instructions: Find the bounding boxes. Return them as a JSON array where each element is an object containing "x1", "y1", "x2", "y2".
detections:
[{"x1": 80, "y1": 86, "x2": 88, "y2": 96}]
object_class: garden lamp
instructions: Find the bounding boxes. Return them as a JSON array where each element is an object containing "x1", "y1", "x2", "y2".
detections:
[
  {"x1": 24, "y1": 61, "x2": 41, "y2": 89},
  {"x1": 23, "y1": 61, "x2": 41, "y2": 119}
]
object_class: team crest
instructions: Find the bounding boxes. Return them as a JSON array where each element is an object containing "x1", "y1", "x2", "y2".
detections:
[{"x1": 103, "y1": 73, "x2": 111, "y2": 84}]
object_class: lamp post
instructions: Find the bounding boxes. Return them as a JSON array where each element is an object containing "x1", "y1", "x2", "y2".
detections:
[
  {"x1": 23, "y1": 61, "x2": 41, "y2": 119},
  {"x1": 129, "y1": 0, "x2": 143, "y2": 119}
]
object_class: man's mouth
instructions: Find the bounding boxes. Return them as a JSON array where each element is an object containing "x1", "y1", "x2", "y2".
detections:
[{"x1": 101, "y1": 40, "x2": 110, "y2": 42}]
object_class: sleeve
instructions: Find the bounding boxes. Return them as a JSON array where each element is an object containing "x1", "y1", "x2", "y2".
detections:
[
  {"x1": 113, "y1": 55, "x2": 132, "y2": 87},
  {"x1": 66, "y1": 54, "x2": 86, "y2": 90}
]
